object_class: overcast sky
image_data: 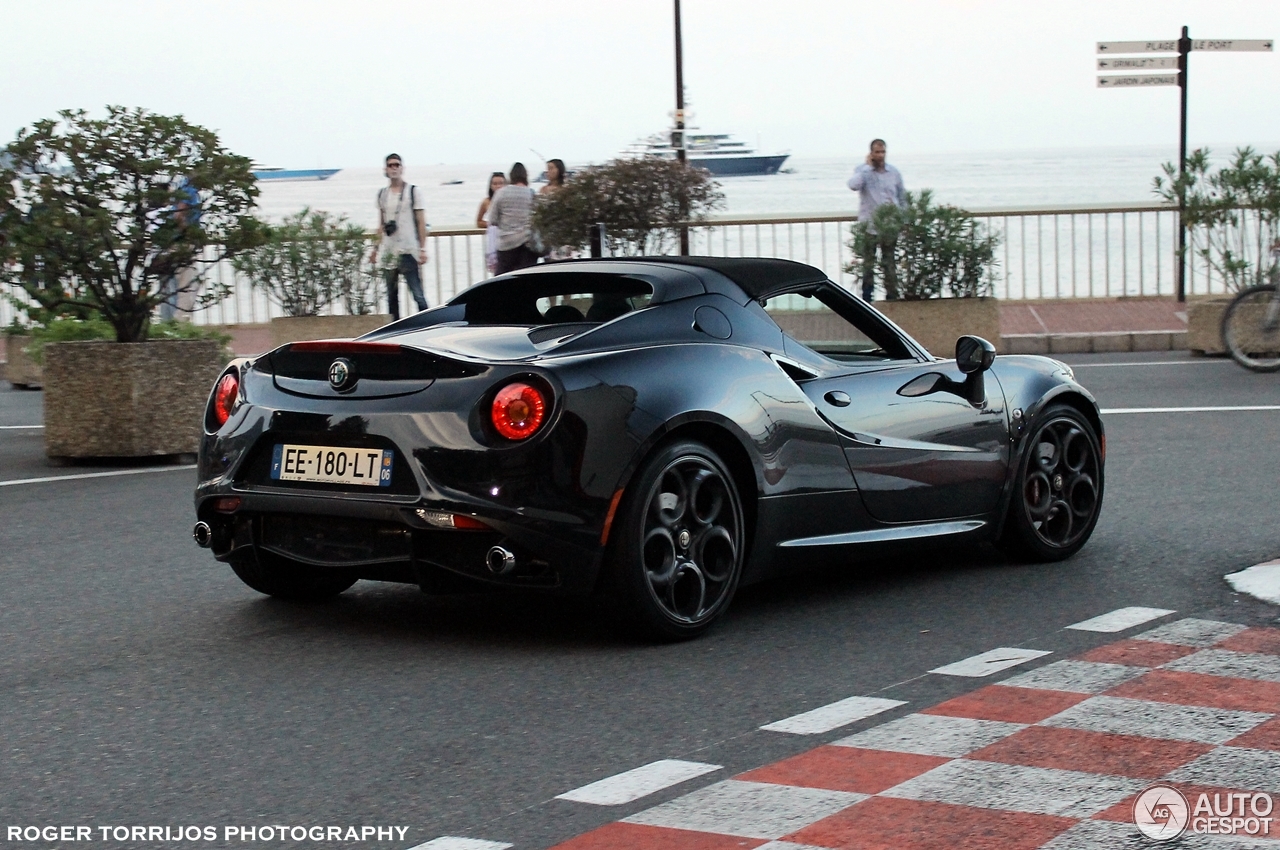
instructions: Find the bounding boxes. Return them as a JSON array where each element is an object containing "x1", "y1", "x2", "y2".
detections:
[{"x1": 5, "y1": 1, "x2": 1278, "y2": 168}]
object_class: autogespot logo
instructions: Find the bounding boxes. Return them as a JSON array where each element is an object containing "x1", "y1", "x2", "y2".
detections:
[
  {"x1": 1134, "y1": 785, "x2": 1190, "y2": 841},
  {"x1": 1134, "y1": 785, "x2": 1276, "y2": 841}
]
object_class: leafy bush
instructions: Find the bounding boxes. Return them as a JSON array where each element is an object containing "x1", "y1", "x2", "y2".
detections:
[
  {"x1": 0, "y1": 106, "x2": 264, "y2": 342},
  {"x1": 532, "y1": 158, "x2": 724, "y2": 256},
  {"x1": 23, "y1": 317, "x2": 231, "y2": 363},
  {"x1": 1154, "y1": 147, "x2": 1280, "y2": 293},
  {"x1": 846, "y1": 190, "x2": 999, "y2": 299},
  {"x1": 232, "y1": 208, "x2": 377, "y2": 317}
]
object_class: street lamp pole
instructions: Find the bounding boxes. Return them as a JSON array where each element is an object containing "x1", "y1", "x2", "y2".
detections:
[{"x1": 674, "y1": 0, "x2": 689, "y2": 255}]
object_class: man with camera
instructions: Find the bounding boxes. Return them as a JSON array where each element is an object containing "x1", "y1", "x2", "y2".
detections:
[{"x1": 370, "y1": 153, "x2": 429, "y2": 319}]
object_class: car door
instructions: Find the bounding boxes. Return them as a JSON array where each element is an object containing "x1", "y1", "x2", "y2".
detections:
[{"x1": 763, "y1": 287, "x2": 1009, "y2": 524}]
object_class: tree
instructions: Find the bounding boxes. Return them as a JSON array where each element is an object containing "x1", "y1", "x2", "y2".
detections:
[
  {"x1": 1154, "y1": 147, "x2": 1280, "y2": 293},
  {"x1": 531, "y1": 158, "x2": 724, "y2": 256},
  {"x1": 846, "y1": 190, "x2": 999, "y2": 299},
  {"x1": 233, "y1": 208, "x2": 378, "y2": 317},
  {"x1": 0, "y1": 106, "x2": 264, "y2": 342}
]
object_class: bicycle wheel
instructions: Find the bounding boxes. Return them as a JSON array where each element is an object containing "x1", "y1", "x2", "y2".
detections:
[{"x1": 1222, "y1": 284, "x2": 1280, "y2": 373}]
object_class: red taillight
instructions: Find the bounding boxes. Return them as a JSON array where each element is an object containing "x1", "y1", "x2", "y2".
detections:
[
  {"x1": 212, "y1": 373, "x2": 239, "y2": 427},
  {"x1": 490, "y1": 382, "x2": 547, "y2": 440}
]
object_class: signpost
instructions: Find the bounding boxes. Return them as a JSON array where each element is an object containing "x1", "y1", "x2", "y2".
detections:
[
  {"x1": 1097, "y1": 27, "x2": 1273, "y2": 301},
  {"x1": 673, "y1": 0, "x2": 689, "y2": 255}
]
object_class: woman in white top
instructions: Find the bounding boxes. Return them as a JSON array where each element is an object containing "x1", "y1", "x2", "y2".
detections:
[{"x1": 476, "y1": 171, "x2": 505, "y2": 274}]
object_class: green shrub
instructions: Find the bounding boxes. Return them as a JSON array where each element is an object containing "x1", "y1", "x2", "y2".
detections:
[
  {"x1": 24, "y1": 317, "x2": 231, "y2": 363},
  {"x1": 1154, "y1": 147, "x2": 1280, "y2": 293},
  {"x1": 846, "y1": 190, "x2": 999, "y2": 299},
  {"x1": 532, "y1": 158, "x2": 724, "y2": 256},
  {"x1": 233, "y1": 208, "x2": 376, "y2": 317}
]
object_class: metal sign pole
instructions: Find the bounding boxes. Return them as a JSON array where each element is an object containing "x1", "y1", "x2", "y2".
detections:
[
  {"x1": 1177, "y1": 25, "x2": 1190, "y2": 302},
  {"x1": 674, "y1": 0, "x2": 689, "y2": 256}
]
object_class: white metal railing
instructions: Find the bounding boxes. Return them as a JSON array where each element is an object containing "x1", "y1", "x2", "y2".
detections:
[{"x1": 1, "y1": 202, "x2": 1264, "y2": 330}]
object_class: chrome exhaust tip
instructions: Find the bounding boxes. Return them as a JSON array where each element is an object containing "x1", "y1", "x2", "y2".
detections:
[
  {"x1": 193, "y1": 522, "x2": 213, "y2": 548},
  {"x1": 486, "y1": 545, "x2": 516, "y2": 575}
]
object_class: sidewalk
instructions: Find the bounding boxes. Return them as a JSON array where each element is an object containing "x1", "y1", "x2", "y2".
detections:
[{"x1": 999, "y1": 297, "x2": 1189, "y2": 356}]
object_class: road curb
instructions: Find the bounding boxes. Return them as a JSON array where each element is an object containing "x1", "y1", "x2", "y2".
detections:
[{"x1": 1002, "y1": 330, "x2": 1190, "y2": 355}]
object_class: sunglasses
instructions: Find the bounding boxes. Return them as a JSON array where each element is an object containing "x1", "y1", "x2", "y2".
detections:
[{"x1": 386, "y1": 162, "x2": 402, "y2": 168}]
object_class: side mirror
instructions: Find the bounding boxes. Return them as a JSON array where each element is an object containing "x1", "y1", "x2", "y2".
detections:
[
  {"x1": 956, "y1": 335, "x2": 996, "y2": 374},
  {"x1": 954, "y1": 335, "x2": 996, "y2": 407}
]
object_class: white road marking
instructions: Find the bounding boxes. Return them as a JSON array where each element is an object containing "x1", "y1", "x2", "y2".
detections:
[
  {"x1": 929, "y1": 647, "x2": 1051, "y2": 677},
  {"x1": 832, "y1": 714, "x2": 1025, "y2": 758},
  {"x1": 1042, "y1": 695, "x2": 1270, "y2": 744},
  {"x1": 1133, "y1": 618, "x2": 1248, "y2": 648},
  {"x1": 556, "y1": 759, "x2": 721, "y2": 806},
  {"x1": 623, "y1": 780, "x2": 865, "y2": 840},
  {"x1": 0, "y1": 424, "x2": 43, "y2": 429},
  {"x1": 0, "y1": 465, "x2": 196, "y2": 488},
  {"x1": 1164, "y1": 649, "x2": 1280, "y2": 684},
  {"x1": 760, "y1": 696, "x2": 906, "y2": 735},
  {"x1": 1066, "y1": 606, "x2": 1176, "y2": 632},
  {"x1": 1101, "y1": 405, "x2": 1280, "y2": 414},
  {"x1": 880, "y1": 760, "x2": 1145, "y2": 818},
  {"x1": 1226, "y1": 559, "x2": 1280, "y2": 606},
  {"x1": 1000, "y1": 660, "x2": 1147, "y2": 694},
  {"x1": 406, "y1": 839, "x2": 512, "y2": 850},
  {"x1": 1166, "y1": 746, "x2": 1280, "y2": 790}
]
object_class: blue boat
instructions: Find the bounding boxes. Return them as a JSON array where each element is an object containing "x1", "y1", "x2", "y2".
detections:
[{"x1": 251, "y1": 165, "x2": 341, "y2": 182}]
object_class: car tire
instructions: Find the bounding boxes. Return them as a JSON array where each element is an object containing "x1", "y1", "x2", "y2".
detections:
[
  {"x1": 228, "y1": 548, "x2": 358, "y2": 600},
  {"x1": 606, "y1": 439, "x2": 746, "y2": 641},
  {"x1": 1000, "y1": 403, "x2": 1104, "y2": 562}
]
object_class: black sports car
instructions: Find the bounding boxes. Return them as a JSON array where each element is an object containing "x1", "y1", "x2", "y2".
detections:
[{"x1": 194, "y1": 257, "x2": 1104, "y2": 638}]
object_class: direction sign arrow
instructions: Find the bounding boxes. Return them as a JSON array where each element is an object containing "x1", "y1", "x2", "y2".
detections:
[
  {"x1": 1098, "y1": 40, "x2": 1178, "y2": 53},
  {"x1": 1098, "y1": 38, "x2": 1273, "y2": 53},
  {"x1": 1190, "y1": 39, "x2": 1273, "y2": 51},
  {"x1": 1098, "y1": 74, "x2": 1179, "y2": 88},
  {"x1": 1098, "y1": 56, "x2": 1177, "y2": 70}
]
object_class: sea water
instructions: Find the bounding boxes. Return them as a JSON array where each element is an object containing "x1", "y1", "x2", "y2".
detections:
[{"x1": 252, "y1": 145, "x2": 1247, "y2": 229}]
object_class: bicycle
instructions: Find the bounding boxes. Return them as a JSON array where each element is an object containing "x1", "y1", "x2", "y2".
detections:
[{"x1": 1221, "y1": 246, "x2": 1280, "y2": 372}]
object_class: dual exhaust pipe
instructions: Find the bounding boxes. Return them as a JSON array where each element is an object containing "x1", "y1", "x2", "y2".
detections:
[{"x1": 195, "y1": 519, "x2": 517, "y2": 576}]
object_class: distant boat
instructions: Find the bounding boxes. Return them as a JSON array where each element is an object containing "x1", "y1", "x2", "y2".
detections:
[
  {"x1": 622, "y1": 129, "x2": 789, "y2": 176},
  {"x1": 441, "y1": 179, "x2": 465, "y2": 186},
  {"x1": 251, "y1": 164, "x2": 341, "y2": 182}
]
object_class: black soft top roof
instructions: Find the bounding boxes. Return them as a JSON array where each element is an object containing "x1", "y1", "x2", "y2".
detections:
[{"x1": 619, "y1": 256, "x2": 829, "y2": 300}]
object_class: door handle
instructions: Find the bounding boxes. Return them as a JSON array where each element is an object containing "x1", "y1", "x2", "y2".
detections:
[{"x1": 824, "y1": 390, "x2": 852, "y2": 407}]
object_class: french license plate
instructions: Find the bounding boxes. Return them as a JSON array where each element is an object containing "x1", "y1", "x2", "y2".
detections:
[{"x1": 270, "y1": 444, "x2": 394, "y2": 487}]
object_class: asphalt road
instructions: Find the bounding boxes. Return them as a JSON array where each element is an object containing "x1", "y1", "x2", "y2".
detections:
[{"x1": 2, "y1": 352, "x2": 1279, "y2": 849}]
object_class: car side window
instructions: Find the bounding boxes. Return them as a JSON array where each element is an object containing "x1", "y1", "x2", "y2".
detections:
[{"x1": 761, "y1": 288, "x2": 913, "y2": 362}]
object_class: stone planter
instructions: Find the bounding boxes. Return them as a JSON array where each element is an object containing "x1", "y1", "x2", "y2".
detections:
[
  {"x1": 875, "y1": 297, "x2": 1002, "y2": 358},
  {"x1": 270, "y1": 315, "x2": 392, "y2": 349},
  {"x1": 43, "y1": 340, "x2": 223, "y2": 459},
  {"x1": 1186, "y1": 297, "x2": 1233, "y2": 355},
  {"x1": 4, "y1": 335, "x2": 42, "y2": 389}
]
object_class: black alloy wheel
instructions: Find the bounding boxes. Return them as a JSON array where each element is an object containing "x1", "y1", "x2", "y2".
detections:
[
  {"x1": 228, "y1": 548, "x2": 358, "y2": 600},
  {"x1": 609, "y1": 440, "x2": 745, "y2": 640},
  {"x1": 1002, "y1": 404, "x2": 1104, "y2": 561}
]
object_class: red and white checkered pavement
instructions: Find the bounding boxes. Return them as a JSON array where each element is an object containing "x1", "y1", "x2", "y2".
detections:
[{"x1": 548, "y1": 618, "x2": 1280, "y2": 850}]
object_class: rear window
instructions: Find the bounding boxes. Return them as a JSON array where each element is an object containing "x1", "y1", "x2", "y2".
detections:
[{"x1": 455, "y1": 273, "x2": 653, "y2": 325}]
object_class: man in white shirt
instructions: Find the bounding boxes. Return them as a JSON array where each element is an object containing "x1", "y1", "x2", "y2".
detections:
[
  {"x1": 369, "y1": 153, "x2": 429, "y2": 319},
  {"x1": 848, "y1": 139, "x2": 906, "y2": 301}
]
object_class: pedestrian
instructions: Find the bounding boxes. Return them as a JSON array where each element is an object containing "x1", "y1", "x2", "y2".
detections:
[
  {"x1": 488, "y1": 162, "x2": 540, "y2": 274},
  {"x1": 476, "y1": 171, "x2": 506, "y2": 274},
  {"x1": 538, "y1": 158, "x2": 567, "y2": 197},
  {"x1": 847, "y1": 139, "x2": 906, "y2": 301},
  {"x1": 369, "y1": 153, "x2": 429, "y2": 320},
  {"x1": 160, "y1": 175, "x2": 202, "y2": 321}
]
